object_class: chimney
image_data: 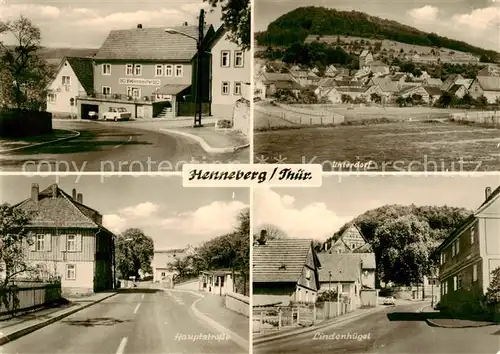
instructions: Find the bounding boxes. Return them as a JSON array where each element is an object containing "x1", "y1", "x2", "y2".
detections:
[
  {"x1": 51, "y1": 184, "x2": 57, "y2": 199},
  {"x1": 182, "y1": 21, "x2": 188, "y2": 26},
  {"x1": 31, "y1": 183, "x2": 39, "y2": 203},
  {"x1": 77, "y1": 193, "x2": 83, "y2": 204},
  {"x1": 137, "y1": 24, "x2": 142, "y2": 29},
  {"x1": 72, "y1": 188, "x2": 77, "y2": 200},
  {"x1": 257, "y1": 230, "x2": 267, "y2": 245},
  {"x1": 486, "y1": 187, "x2": 492, "y2": 200}
]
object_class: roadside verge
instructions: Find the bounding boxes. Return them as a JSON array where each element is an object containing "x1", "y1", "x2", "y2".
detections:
[
  {"x1": 0, "y1": 130, "x2": 80, "y2": 154},
  {"x1": 0, "y1": 292, "x2": 117, "y2": 346}
]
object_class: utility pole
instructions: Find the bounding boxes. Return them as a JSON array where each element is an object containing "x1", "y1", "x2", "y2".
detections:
[
  {"x1": 329, "y1": 271, "x2": 331, "y2": 301},
  {"x1": 194, "y1": 9, "x2": 205, "y2": 127}
]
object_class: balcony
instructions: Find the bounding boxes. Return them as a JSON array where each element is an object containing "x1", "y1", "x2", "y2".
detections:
[{"x1": 77, "y1": 93, "x2": 159, "y2": 104}]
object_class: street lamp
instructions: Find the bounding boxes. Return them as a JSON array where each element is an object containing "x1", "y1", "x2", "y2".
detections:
[{"x1": 165, "y1": 9, "x2": 205, "y2": 128}]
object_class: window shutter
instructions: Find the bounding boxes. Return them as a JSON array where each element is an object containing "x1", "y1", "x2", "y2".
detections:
[
  {"x1": 29, "y1": 235, "x2": 36, "y2": 252},
  {"x1": 60, "y1": 234, "x2": 67, "y2": 252},
  {"x1": 45, "y1": 234, "x2": 52, "y2": 251},
  {"x1": 76, "y1": 234, "x2": 82, "y2": 252}
]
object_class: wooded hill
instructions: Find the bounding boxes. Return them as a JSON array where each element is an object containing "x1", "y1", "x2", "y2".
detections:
[{"x1": 256, "y1": 6, "x2": 499, "y2": 62}]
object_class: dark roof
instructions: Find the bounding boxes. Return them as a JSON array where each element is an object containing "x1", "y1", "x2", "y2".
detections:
[
  {"x1": 94, "y1": 25, "x2": 212, "y2": 61},
  {"x1": 477, "y1": 76, "x2": 500, "y2": 92},
  {"x1": 423, "y1": 86, "x2": 442, "y2": 96},
  {"x1": 448, "y1": 83, "x2": 466, "y2": 94},
  {"x1": 262, "y1": 72, "x2": 295, "y2": 82},
  {"x1": 317, "y1": 253, "x2": 362, "y2": 282},
  {"x1": 253, "y1": 239, "x2": 313, "y2": 283},
  {"x1": 66, "y1": 57, "x2": 94, "y2": 94},
  {"x1": 15, "y1": 184, "x2": 104, "y2": 229},
  {"x1": 157, "y1": 84, "x2": 190, "y2": 95}
]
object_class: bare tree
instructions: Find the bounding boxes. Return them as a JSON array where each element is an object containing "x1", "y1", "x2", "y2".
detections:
[{"x1": 255, "y1": 223, "x2": 288, "y2": 239}]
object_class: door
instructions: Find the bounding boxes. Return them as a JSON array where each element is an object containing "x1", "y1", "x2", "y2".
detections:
[{"x1": 137, "y1": 105, "x2": 144, "y2": 118}]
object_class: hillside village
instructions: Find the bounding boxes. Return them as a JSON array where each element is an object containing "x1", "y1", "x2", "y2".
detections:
[{"x1": 255, "y1": 45, "x2": 500, "y2": 106}]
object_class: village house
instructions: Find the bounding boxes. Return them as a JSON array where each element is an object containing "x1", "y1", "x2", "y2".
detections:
[
  {"x1": 152, "y1": 245, "x2": 195, "y2": 287},
  {"x1": 327, "y1": 224, "x2": 371, "y2": 253},
  {"x1": 477, "y1": 65, "x2": 500, "y2": 77},
  {"x1": 359, "y1": 50, "x2": 374, "y2": 67},
  {"x1": 76, "y1": 23, "x2": 214, "y2": 120},
  {"x1": 14, "y1": 184, "x2": 115, "y2": 296},
  {"x1": 199, "y1": 269, "x2": 234, "y2": 296},
  {"x1": 441, "y1": 74, "x2": 472, "y2": 92},
  {"x1": 207, "y1": 25, "x2": 250, "y2": 119},
  {"x1": 255, "y1": 72, "x2": 301, "y2": 98},
  {"x1": 448, "y1": 83, "x2": 469, "y2": 99},
  {"x1": 316, "y1": 253, "x2": 376, "y2": 311},
  {"x1": 434, "y1": 186, "x2": 500, "y2": 314},
  {"x1": 253, "y1": 231, "x2": 321, "y2": 306},
  {"x1": 424, "y1": 77, "x2": 443, "y2": 87},
  {"x1": 469, "y1": 76, "x2": 500, "y2": 103},
  {"x1": 47, "y1": 57, "x2": 94, "y2": 119},
  {"x1": 289, "y1": 69, "x2": 310, "y2": 86},
  {"x1": 324, "y1": 65, "x2": 337, "y2": 77}
]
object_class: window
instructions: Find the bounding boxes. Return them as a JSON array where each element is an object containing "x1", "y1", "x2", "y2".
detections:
[
  {"x1": 102, "y1": 64, "x2": 111, "y2": 75},
  {"x1": 48, "y1": 93, "x2": 56, "y2": 103},
  {"x1": 62, "y1": 76, "x2": 71, "y2": 85},
  {"x1": 161, "y1": 272, "x2": 166, "y2": 277},
  {"x1": 155, "y1": 65, "x2": 163, "y2": 77},
  {"x1": 127, "y1": 86, "x2": 141, "y2": 98},
  {"x1": 126, "y1": 64, "x2": 133, "y2": 76},
  {"x1": 470, "y1": 226, "x2": 475, "y2": 244},
  {"x1": 234, "y1": 82, "x2": 242, "y2": 96},
  {"x1": 66, "y1": 264, "x2": 76, "y2": 280},
  {"x1": 457, "y1": 274, "x2": 462, "y2": 289},
  {"x1": 66, "y1": 235, "x2": 76, "y2": 252},
  {"x1": 222, "y1": 81, "x2": 230, "y2": 95},
  {"x1": 165, "y1": 65, "x2": 173, "y2": 77},
  {"x1": 473, "y1": 264, "x2": 478, "y2": 282},
  {"x1": 221, "y1": 51, "x2": 230, "y2": 67},
  {"x1": 35, "y1": 234, "x2": 45, "y2": 251},
  {"x1": 456, "y1": 240, "x2": 460, "y2": 255},
  {"x1": 234, "y1": 50, "x2": 244, "y2": 67},
  {"x1": 134, "y1": 64, "x2": 142, "y2": 76},
  {"x1": 453, "y1": 276, "x2": 457, "y2": 291},
  {"x1": 102, "y1": 86, "x2": 111, "y2": 95},
  {"x1": 174, "y1": 65, "x2": 183, "y2": 77}
]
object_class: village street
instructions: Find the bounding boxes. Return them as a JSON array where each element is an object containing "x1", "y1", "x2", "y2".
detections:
[
  {"x1": 0, "y1": 288, "x2": 245, "y2": 354},
  {"x1": 254, "y1": 302, "x2": 500, "y2": 354},
  {"x1": 0, "y1": 120, "x2": 247, "y2": 172}
]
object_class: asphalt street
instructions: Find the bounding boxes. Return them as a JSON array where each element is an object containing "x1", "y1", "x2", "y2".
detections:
[
  {"x1": 0, "y1": 121, "x2": 248, "y2": 172},
  {"x1": 254, "y1": 302, "x2": 500, "y2": 354},
  {"x1": 0, "y1": 289, "x2": 245, "y2": 354}
]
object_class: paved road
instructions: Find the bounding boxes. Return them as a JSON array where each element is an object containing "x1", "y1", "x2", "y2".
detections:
[
  {"x1": 254, "y1": 302, "x2": 500, "y2": 354},
  {"x1": 0, "y1": 289, "x2": 246, "y2": 354},
  {"x1": 0, "y1": 121, "x2": 248, "y2": 172}
]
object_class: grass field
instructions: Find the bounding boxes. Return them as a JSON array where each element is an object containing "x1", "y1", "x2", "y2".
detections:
[{"x1": 254, "y1": 121, "x2": 500, "y2": 171}]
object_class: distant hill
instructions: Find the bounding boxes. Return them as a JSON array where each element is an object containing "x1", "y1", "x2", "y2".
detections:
[
  {"x1": 1, "y1": 46, "x2": 97, "y2": 67},
  {"x1": 256, "y1": 6, "x2": 498, "y2": 62}
]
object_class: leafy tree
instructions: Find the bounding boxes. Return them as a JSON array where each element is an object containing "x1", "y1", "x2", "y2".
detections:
[
  {"x1": 372, "y1": 215, "x2": 434, "y2": 285},
  {"x1": 436, "y1": 92, "x2": 453, "y2": 107},
  {"x1": 0, "y1": 16, "x2": 54, "y2": 110},
  {"x1": 485, "y1": 267, "x2": 500, "y2": 305},
  {"x1": 115, "y1": 228, "x2": 154, "y2": 279},
  {"x1": 341, "y1": 94, "x2": 353, "y2": 103},
  {"x1": 476, "y1": 95, "x2": 488, "y2": 106},
  {"x1": 167, "y1": 256, "x2": 193, "y2": 282},
  {"x1": 370, "y1": 93, "x2": 382, "y2": 104},
  {"x1": 317, "y1": 290, "x2": 338, "y2": 302},
  {"x1": 205, "y1": 0, "x2": 250, "y2": 50},
  {"x1": 297, "y1": 88, "x2": 318, "y2": 104},
  {"x1": 395, "y1": 96, "x2": 406, "y2": 107},
  {"x1": 0, "y1": 204, "x2": 34, "y2": 313}
]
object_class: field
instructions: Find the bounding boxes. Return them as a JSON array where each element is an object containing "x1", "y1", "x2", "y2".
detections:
[{"x1": 254, "y1": 121, "x2": 500, "y2": 171}]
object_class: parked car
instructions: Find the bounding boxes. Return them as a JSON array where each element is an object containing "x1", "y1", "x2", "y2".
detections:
[
  {"x1": 103, "y1": 107, "x2": 131, "y2": 121},
  {"x1": 383, "y1": 296, "x2": 396, "y2": 305}
]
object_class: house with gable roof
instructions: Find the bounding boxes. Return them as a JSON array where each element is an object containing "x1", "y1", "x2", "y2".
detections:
[
  {"x1": 359, "y1": 50, "x2": 374, "y2": 68},
  {"x1": 47, "y1": 57, "x2": 94, "y2": 119},
  {"x1": 76, "y1": 23, "x2": 215, "y2": 120},
  {"x1": 327, "y1": 224, "x2": 371, "y2": 254},
  {"x1": 253, "y1": 231, "x2": 321, "y2": 306},
  {"x1": 434, "y1": 186, "x2": 500, "y2": 314},
  {"x1": 324, "y1": 65, "x2": 337, "y2": 77},
  {"x1": 14, "y1": 183, "x2": 115, "y2": 296},
  {"x1": 152, "y1": 245, "x2": 196, "y2": 287},
  {"x1": 469, "y1": 76, "x2": 500, "y2": 103}
]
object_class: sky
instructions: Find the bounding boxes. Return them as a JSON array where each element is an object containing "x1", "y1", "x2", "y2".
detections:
[
  {"x1": 0, "y1": 175, "x2": 249, "y2": 250},
  {"x1": 0, "y1": 0, "x2": 223, "y2": 47},
  {"x1": 253, "y1": 174, "x2": 500, "y2": 241},
  {"x1": 255, "y1": 0, "x2": 500, "y2": 51}
]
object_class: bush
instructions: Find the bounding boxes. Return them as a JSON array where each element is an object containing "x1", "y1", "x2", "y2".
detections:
[
  {"x1": 215, "y1": 119, "x2": 233, "y2": 129},
  {"x1": 0, "y1": 109, "x2": 52, "y2": 138}
]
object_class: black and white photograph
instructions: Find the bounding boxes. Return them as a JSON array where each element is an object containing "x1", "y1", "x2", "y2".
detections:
[
  {"x1": 0, "y1": 175, "x2": 250, "y2": 353},
  {"x1": 254, "y1": 0, "x2": 500, "y2": 171},
  {"x1": 252, "y1": 175, "x2": 500, "y2": 353},
  {"x1": 0, "y1": 0, "x2": 251, "y2": 172}
]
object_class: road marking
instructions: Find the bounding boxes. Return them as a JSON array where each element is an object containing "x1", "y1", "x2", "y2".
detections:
[
  {"x1": 133, "y1": 303, "x2": 141, "y2": 314},
  {"x1": 116, "y1": 337, "x2": 128, "y2": 354},
  {"x1": 141, "y1": 294, "x2": 145, "y2": 300},
  {"x1": 113, "y1": 136, "x2": 132, "y2": 149}
]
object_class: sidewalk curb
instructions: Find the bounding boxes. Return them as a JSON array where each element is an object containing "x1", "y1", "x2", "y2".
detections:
[
  {"x1": 0, "y1": 292, "x2": 117, "y2": 346},
  {"x1": 419, "y1": 303, "x2": 498, "y2": 328},
  {"x1": 0, "y1": 130, "x2": 80, "y2": 153},
  {"x1": 159, "y1": 128, "x2": 247, "y2": 154},
  {"x1": 190, "y1": 296, "x2": 249, "y2": 351},
  {"x1": 253, "y1": 306, "x2": 384, "y2": 346}
]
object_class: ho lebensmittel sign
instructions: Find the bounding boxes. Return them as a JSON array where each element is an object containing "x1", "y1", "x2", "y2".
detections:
[{"x1": 119, "y1": 78, "x2": 161, "y2": 86}]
